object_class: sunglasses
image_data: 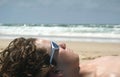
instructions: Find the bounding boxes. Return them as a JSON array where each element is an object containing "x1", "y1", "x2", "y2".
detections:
[{"x1": 50, "y1": 41, "x2": 59, "y2": 65}]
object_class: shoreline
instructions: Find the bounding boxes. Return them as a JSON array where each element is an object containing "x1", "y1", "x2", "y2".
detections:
[
  {"x1": 0, "y1": 35, "x2": 120, "y2": 43},
  {"x1": 0, "y1": 38, "x2": 120, "y2": 63}
]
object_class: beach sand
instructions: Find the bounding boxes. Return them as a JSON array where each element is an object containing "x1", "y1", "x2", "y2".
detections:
[
  {"x1": 0, "y1": 39, "x2": 120, "y2": 63},
  {"x1": 63, "y1": 41, "x2": 120, "y2": 62}
]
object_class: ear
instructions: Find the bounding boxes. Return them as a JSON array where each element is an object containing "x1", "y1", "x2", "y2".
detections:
[
  {"x1": 48, "y1": 71, "x2": 63, "y2": 77},
  {"x1": 36, "y1": 67, "x2": 51, "y2": 77}
]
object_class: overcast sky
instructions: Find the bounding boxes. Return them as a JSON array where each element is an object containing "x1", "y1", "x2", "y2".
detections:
[{"x1": 0, "y1": 0, "x2": 120, "y2": 24}]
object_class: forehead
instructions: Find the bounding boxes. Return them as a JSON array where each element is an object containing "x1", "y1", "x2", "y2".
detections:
[
  {"x1": 35, "y1": 39, "x2": 51, "y2": 54},
  {"x1": 35, "y1": 39, "x2": 50, "y2": 45}
]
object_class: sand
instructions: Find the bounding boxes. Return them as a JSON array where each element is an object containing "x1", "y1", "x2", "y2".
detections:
[
  {"x1": 64, "y1": 41, "x2": 120, "y2": 62},
  {"x1": 0, "y1": 39, "x2": 120, "y2": 63}
]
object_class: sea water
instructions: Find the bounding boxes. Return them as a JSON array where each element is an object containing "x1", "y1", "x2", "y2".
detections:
[{"x1": 0, "y1": 24, "x2": 120, "y2": 43}]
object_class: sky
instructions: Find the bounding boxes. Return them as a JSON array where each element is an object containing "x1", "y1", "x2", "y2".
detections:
[{"x1": 0, "y1": 0, "x2": 120, "y2": 24}]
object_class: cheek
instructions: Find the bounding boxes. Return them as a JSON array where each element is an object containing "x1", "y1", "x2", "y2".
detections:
[{"x1": 58, "y1": 50, "x2": 79, "y2": 65}]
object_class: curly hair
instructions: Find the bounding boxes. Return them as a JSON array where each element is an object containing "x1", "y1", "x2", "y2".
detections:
[{"x1": 0, "y1": 37, "x2": 55, "y2": 77}]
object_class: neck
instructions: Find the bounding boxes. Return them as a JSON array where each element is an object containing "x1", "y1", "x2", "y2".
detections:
[
  {"x1": 79, "y1": 64, "x2": 96, "y2": 77},
  {"x1": 48, "y1": 68, "x2": 80, "y2": 77},
  {"x1": 52, "y1": 64, "x2": 80, "y2": 77}
]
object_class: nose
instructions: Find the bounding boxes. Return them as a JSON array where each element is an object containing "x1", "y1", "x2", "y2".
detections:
[{"x1": 59, "y1": 43, "x2": 66, "y2": 49}]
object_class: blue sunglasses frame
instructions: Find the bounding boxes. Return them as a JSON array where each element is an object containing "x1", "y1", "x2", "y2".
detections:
[{"x1": 50, "y1": 41, "x2": 59, "y2": 65}]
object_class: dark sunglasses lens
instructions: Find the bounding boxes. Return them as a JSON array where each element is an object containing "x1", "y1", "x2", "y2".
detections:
[{"x1": 52, "y1": 42, "x2": 59, "y2": 48}]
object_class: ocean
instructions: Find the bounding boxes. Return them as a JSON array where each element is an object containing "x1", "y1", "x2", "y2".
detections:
[{"x1": 0, "y1": 24, "x2": 120, "y2": 43}]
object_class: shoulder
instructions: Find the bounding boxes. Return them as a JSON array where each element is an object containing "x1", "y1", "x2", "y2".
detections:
[
  {"x1": 92, "y1": 56, "x2": 120, "y2": 64},
  {"x1": 80, "y1": 56, "x2": 120, "y2": 77},
  {"x1": 92, "y1": 56, "x2": 120, "y2": 77}
]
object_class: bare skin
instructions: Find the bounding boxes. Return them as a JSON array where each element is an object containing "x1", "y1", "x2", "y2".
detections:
[
  {"x1": 35, "y1": 39, "x2": 120, "y2": 77},
  {"x1": 80, "y1": 56, "x2": 120, "y2": 77},
  {"x1": 35, "y1": 39, "x2": 80, "y2": 77}
]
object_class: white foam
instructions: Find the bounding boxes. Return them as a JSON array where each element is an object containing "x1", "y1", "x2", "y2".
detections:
[{"x1": 0, "y1": 24, "x2": 120, "y2": 43}]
